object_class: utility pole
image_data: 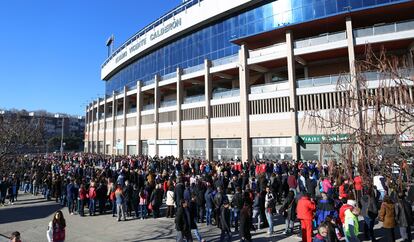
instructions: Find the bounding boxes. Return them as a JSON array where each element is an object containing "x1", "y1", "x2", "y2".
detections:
[{"x1": 60, "y1": 117, "x2": 64, "y2": 161}]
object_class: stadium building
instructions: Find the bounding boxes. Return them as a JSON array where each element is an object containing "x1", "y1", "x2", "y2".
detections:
[{"x1": 85, "y1": 0, "x2": 414, "y2": 161}]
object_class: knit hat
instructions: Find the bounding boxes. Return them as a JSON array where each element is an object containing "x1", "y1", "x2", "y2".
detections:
[{"x1": 347, "y1": 199, "x2": 357, "y2": 207}]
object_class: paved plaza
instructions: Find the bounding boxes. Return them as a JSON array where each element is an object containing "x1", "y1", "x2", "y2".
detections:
[{"x1": 0, "y1": 193, "x2": 412, "y2": 242}]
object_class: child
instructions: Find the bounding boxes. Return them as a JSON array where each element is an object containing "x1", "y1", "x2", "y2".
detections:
[{"x1": 313, "y1": 224, "x2": 328, "y2": 242}]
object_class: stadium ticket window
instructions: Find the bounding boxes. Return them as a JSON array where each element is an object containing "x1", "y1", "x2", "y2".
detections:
[
  {"x1": 213, "y1": 139, "x2": 241, "y2": 161},
  {"x1": 183, "y1": 139, "x2": 206, "y2": 159},
  {"x1": 252, "y1": 137, "x2": 292, "y2": 160}
]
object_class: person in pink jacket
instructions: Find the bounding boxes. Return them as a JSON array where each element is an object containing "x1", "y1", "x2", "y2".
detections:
[{"x1": 322, "y1": 177, "x2": 333, "y2": 195}]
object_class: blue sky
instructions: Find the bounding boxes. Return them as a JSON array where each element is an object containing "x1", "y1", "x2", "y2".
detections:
[{"x1": 0, "y1": 0, "x2": 181, "y2": 116}]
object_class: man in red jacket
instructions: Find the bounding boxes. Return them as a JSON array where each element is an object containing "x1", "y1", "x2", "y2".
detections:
[{"x1": 296, "y1": 193, "x2": 316, "y2": 242}]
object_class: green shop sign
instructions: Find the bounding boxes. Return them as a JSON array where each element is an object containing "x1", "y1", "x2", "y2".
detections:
[{"x1": 300, "y1": 134, "x2": 349, "y2": 144}]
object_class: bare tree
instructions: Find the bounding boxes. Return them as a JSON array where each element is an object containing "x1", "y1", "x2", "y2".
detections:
[
  {"x1": 0, "y1": 112, "x2": 45, "y2": 162},
  {"x1": 306, "y1": 46, "x2": 414, "y2": 185}
]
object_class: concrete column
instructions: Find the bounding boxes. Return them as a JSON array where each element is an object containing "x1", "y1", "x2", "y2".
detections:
[
  {"x1": 103, "y1": 96, "x2": 107, "y2": 155},
  {"x1": 204, "y1": 60, "x2": 212, "y2": 161},
  {"x1": 304, "y1": 66, "x2": 309, "y2": 78},
  {"x1": 91, "y1": 103, "x2": 95, "y2": 153},
  {"x1": 136, "y1": 81, "x2": 142, "y2": 155},
  {"x1": 154, "y1": 75, "x2": 160, "y2": 155},
  {"x1": 286, "y1": 30, "x2": 300, "y2": 160},
  {"x1": 264, "y1": 73, "x2": 272, "y2": 84},
  {"x1": 408, "y1": 41, "x2": 414, "y2": 69},
  {"x1": 123, "y1": 86, "x2": 127, "y2": 155},
  {"x1": 239, "y1": 44, "x2": 251, "y2": 163},
  {"x1": 112, "y1": 91, "x2": 116, "y2": 156},
  {"x1": 176, "y1": 68, "x2": 183, "y2": 158},
  {"x1": 96, "y1": 98, "x2": 100, "y2": 154}
]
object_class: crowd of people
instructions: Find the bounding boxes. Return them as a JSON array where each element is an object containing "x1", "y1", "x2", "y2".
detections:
[{"x1": 0, "y1": 153, "x2": 413, "y2": 242}]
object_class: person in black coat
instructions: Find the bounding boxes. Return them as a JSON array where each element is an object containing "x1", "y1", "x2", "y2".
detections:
[
  {"x1": 195, "y1": 181, "x2": 206, "y2": 223},
  {"x1": 175, "y1": 200, "x2": 192, "y2": 242},
  {"x1": 239, "y1": 203, "x2": 252, "y2": 242},
  {"x1": 219, "y1": 200, "x2": 232, "y2": 242},
  {"x1": 231, "y1": 186, "x2": 244, "y2": 232},
  {"x1": 174, "y1": 178, "x2": 185, "y2": 207},
  {"x1": 395, "y1": 193, "x2": 413, "y2": 242},
  {"x1": 279, "y1": 190, "x2": 296, "y2": 234},
  {"x1": 150, "y1": 184, "x2": 164, "y2": 218}
]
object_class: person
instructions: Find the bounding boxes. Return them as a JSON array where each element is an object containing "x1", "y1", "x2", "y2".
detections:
[
  {"x1": 231, "y1": 186, "x2": 243, "y2": 232},
  {"x1": 264, "y1": 186, "x2": 275, "y2": 235},
  {"x1": 279, "y1": 190, "x2": 296, "y2": 235},
  {"x1": 78, "y1": 184, "x2": 87, "y2": 217},
  {"x1": 66, "y1": 179, "x2": 75, "y2": 215},
  {"x1": 344, "y1": 207, "x2": 360, "y2": 242},
  {"x1": 9, "y1": 231, "x2": 21, "y2": 242},
  {"x1": 394, "y1": 193, "x2": 413, "y2": 242},
  {"x1": 252, "y1": 191, "x2": 261, "y2": 230},
  {"x1": 373, "y1": 174, "x2": 386, "y2": 201},
  {"x1": 139, "y1": 188, "x2": 148, "y2": 219},
  {"x1": 314, "y1": 224, "x2": 329, "y2": 242},
  {"x1": 360, "y1": 188, "x2": 378, "y2": 241},
  {"x1": 47, "y1": 211, "x2": 66, "y2": 242},
  {"x1": 296, "y1": 192, "x2": 316, "y2": 242},
  {"x1": 239, "y1": 202, "x2": 252, "y2": 242},
  {"x1": 204, "y1": 185, "x2": 214, "y2": 225},
  {"x1": 219, "y1": 200, "x2": 232, "y2": 242},
  {"x1": 175, "y1": 199, "x2": 192, "y2": 242},
  {"x1": 87, "y1": 181, "x2": 97, "y2": 216},
  {"x1": 324, "y1": 216, "x2": 340, "y2": 242},
  {"x1": 115, "y1": 184, "x2": 126, "y2": 222},
  {"x1": 189, "y1": 194, "x2": 205, "y2": 242},
  {"x1": 150, "y1": 184, "x2": 163, "y2": 218},
  {"x1": 166, "y1": 186, "x2": 175, "y2": 218},
  {"x1": 316, "y1": 192, "x2": 337, "y2": 226},
  {"x1": 378, "y1": 195, "x2": 396, "y2": 242}
]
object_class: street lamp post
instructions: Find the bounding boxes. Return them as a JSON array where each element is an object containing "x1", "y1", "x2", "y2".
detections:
[{"x1": 60, "y1": 117, "x2": 64, "y2": 161}]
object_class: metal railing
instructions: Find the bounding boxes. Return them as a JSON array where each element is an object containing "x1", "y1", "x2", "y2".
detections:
[
  {"x1": 250, "y1": 81, "x2": 289, "y2": 94},
  {"x1": 211, "y1": 54, "x2": 238, "y2": 67},
  {"x1": 160, "y1": 99, "x2": 177, "y2": 108},
  {"x1": 297, "y1": 74, "x2": 348, "y2": 88},
  {"x1": 128, "y1": 107, "x2": 137, "y2": 114},
  {"x1": 183, "y1": 63, "x2": 204, "y2": 75},
  {"x1": 354, "y1": 19, "x2": 414, "y2": 38},
  {"x1": 212, "y1": 89, "x2": 240, "y2": 99},
  {"x1": 161, "y1": 72, "x2": 176, "y2": 81},
  {"x1": 249, "y1": 42, "x2": 286, "y2": 58},
  {"x1": 142, "y1": 104, "x2": 154, "y2": 111},
  {"x1": 294, "y1": 31, "x2": 346, "y2": 49},
  {"x1": 183, "y1": 94, "x2": 205, "y2": 104},
  {"x1": 142, "y1": 79, "x2": 155, "y2": 86}
]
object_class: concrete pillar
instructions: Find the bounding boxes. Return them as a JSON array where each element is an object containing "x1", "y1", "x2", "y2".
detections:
[
  {"x1": 112, "y1": 91, "x2": 116, "y2": 155},
  {"x1": 176, "y1": 68, "x2": 183, "y2": 158},
  {"x1": 103, "y1": 96, "x2": 107, "y2": 155},
  {"x1": 346, "y1": 17, "x2": 364, "y2": 161},
  {"x1": 123, "y1": 86, "x2": 127, "y2": 155},
  {"x1": 204, "y1": 60, "x2": 213, "y2": 161},
  {"x1": 286, "y1": 31, "x2": 300, "y2": 160},
  {"x1": 136, "y1": 81, "x2": 142, "y2": 155},
  {"x1": 239, "y1": 44, "x2": 251, "y2": 163},
  {"x1": 408, "y1": 41, "x2": 414, "y2": 69},
  {"x1": 91, "y1": 103, "x2": 95, "y2": 153},
  {"x1": 264, "y1": 73, "x2": 272, "y2": 84},
  {"x1": 154, "y1": 75, "x2": 160, "y2": 155},
  {"x1": 96, "y1": 98, "x2": 100, "y2": 154},
  {"x1": 304, "y1": 66, "x2": 309, "y2": 78}
]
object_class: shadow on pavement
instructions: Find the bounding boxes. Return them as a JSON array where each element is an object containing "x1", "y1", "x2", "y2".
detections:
[{"x1": 0, "y1": 203, "x2": 61, "y2": 224}]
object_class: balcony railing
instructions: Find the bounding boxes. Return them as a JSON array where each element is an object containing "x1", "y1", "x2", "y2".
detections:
[
  {"x1": 183, "y1": 63, "x2": 204, "y2": 75},
  {"x1": 183, "y1": 94, "x2": 205, "y2": 104},
  {"x1": 142, "y1": 79, "x2": 155, "y2": 86},
  {"x1": 211, "y1": 54, "x2": 238, "y2": 67},
  {"x1": 160, "y1": 99, "x2": 177, "y2": 108},
  {"x1": 354, "y1": 19, "x2": 414, "y2": 38},
  {"x1": 297, "y1": 74, "x2": 348, "y2": 88},
  {"x1": 250, "y1": 81, "x2": 288, "y2": 94},
  {"x1": 161, "y1": 72, "x2": 176, "y2": 81},
  {"x1": 294, "y1": 31, "x2": 346, "y2": 49},
  {"x1": 142, "y1": 104, "x2": 154, "y2": 111},
  {"x1": 212, "y1": 89, "x2": 240, "y2": 99},
  {"x1": 128, "y1": 107, "x2": 137, "y2": 114}
]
